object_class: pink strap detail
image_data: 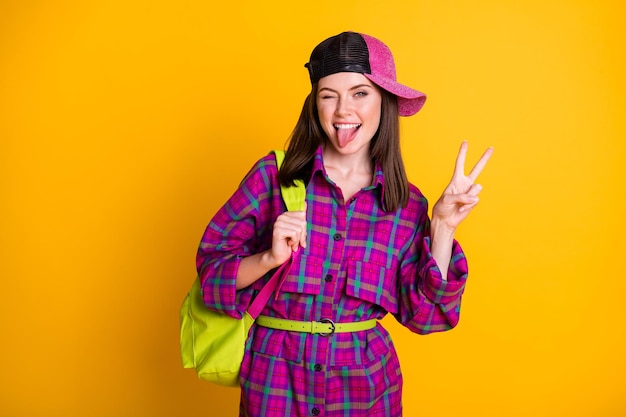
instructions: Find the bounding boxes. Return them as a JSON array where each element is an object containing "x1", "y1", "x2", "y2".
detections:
[
  {"x1": 247, "y1": 253, "x2": 294, "y2": 319},
  {"x1": 274, "y1": 251, "x2": 300, "y2": 301}
]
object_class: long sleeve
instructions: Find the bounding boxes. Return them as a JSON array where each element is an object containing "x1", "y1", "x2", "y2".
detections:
[
  {"x1": 390, "y1": 187, "x2": 469, "y2": 333},
  {"x1": 196, "y1": 154, "x2": 284, "y2": 318}
]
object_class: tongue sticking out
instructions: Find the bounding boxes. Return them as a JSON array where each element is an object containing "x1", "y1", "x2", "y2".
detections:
[{"x1": 336, "y1": 125, "x2": 360, "y2": 147}]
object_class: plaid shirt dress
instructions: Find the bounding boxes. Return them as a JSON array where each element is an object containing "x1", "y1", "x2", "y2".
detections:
[{"x1": 197, "y1": 147, "x2": 468, "y2": 417}]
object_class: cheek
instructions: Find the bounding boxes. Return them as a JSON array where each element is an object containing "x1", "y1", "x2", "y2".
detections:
[
  {"x1": 316, "y1": 103, "x2": 331, "y2": 123},
  {"x1": 316, "y1": 106, "x2": 335, "y2": 131},
  {"x1": 367, "y1": 104, "x2": 382, "y2": 127}
]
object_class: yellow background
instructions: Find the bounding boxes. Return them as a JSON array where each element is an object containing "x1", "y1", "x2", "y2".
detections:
[{"x1": 1, "y1": 0, "x2": 625, "y2": 416}]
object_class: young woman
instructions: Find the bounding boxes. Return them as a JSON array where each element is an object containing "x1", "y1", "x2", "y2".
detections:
[{"x1": 197, "y1": 31, "x2": 493, "y2": 417}]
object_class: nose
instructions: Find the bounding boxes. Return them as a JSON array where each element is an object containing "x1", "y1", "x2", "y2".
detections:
[{"x1": 334, "y1": 96, "x2": 352, "y2": 117}]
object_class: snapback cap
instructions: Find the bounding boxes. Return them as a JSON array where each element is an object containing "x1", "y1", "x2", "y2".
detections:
[{"x1": 305, "y1": 31, "x2": 426, "y2": 116}]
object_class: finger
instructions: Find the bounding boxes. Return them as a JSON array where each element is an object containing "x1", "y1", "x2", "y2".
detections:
[
  {"x1": 299, "y1": 225, "x2": 307, "y2": 249},
  {"x1": 277, "y1": 211, "x2": 306, "y2": 229},
  {"x1": 456, "y1": 193, "x2": 479, "y2": 206},
  {"x1": 453, "y1": 140, "x2": 469, "y2": 178},
  {"x1": 282, "y1": 228, "x2": 303, "y2": 253},
  {"x1": 275, "y1": 207, "x2": 307, "y2": 250},
  {"x1": 459, "y1": 200, "x2": 479, "y2": 213},
  {"x1": 467, "y1": 183, "x2": 483, "y2": 197},
  {"x1": 468, "y1": 146, "x2": 494, "y2": 182},
  {"x1": 276, "y1": 219, "x2": 307, "y2": 250},
  {"x1": 289, "y1": 236, "x2": 301, "y2": 252},
  {"x1": 437, "y1": 193, "x2": 478, "y2": 209}
]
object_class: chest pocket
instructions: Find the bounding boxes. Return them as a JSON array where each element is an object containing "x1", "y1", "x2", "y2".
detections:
[
  {"x1": 252, "y1": 254, "x2": 324, "y2": 296},
  {"x1": 278, "y1": 254, "x2": 324, "y2": 295},
  {"x1": 248, "y1": 254, "x2": 324, "y2": 364},
  {"x1": 345, "y1": 260, "x2": 399, "y2": 314}
]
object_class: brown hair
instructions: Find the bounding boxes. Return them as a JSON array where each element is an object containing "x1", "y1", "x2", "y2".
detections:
[{"x1": 279, "y1": 84, "x2": 409, "y2": 212}]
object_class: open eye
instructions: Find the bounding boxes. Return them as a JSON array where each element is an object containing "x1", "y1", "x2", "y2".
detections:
[{"x1": 354, "y1": 91, "x2": 368, "y2": 97}]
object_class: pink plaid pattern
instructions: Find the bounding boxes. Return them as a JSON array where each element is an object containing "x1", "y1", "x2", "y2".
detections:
[{"x1": 197, "y1": 147, "x2": 469, "y2": 416}]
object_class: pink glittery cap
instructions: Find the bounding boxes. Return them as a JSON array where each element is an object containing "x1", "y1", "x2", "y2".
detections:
[{"x1": 305, "y1": 31, "x2": 426, "y2": 116}]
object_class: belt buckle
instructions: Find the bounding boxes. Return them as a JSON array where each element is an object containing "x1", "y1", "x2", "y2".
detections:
[{"x1": 318, "y1": 318, "x2": 335, "y2": 337}]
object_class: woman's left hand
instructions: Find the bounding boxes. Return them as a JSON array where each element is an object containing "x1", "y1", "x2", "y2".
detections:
[{"x1": 432, "y1": 141, "x2": 494, "y2": 231}]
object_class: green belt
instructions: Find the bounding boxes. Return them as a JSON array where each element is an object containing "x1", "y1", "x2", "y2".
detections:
[{"x1": 255, "y1": 316, "x2": 377, "y2": 336}]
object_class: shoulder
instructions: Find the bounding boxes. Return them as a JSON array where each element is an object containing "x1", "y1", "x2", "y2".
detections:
[
  {"x1": 247, "y1": 152, "x2": 279, "y2": 174},
  {"x1": 240, "y1": 152, "x2": 279, "y2": 186},
  {"x1": 220, "y1": 152, "x2": 282, "y2": 216},
  {"x1": 407, "y1": 182, "x2": 428, "y2": 207},
  {"x1": 396, "y1": 181, "x2": 429, "y2": 219}
]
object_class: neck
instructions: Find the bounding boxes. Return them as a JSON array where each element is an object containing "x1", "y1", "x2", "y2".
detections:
[
  {"x1": 321, "y1": 144, "x2": 373, "y2": 176},
  {"x1": 322, "y1": 145, "x2": 374, "y2": 201}
]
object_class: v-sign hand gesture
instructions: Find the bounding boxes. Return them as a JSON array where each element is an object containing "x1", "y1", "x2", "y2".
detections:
[{"x1": 432, "y1": 141, "x2": 494, "y2": 231}]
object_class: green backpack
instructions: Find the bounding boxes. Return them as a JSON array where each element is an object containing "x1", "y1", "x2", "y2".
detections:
[{"x1": 179, "y1": 150, "x2": 305, "y2": 386}]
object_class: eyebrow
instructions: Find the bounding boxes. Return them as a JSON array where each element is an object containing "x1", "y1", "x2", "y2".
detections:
[{"x1": 318, "y1": 84, "x2": 374, "y2": 93}]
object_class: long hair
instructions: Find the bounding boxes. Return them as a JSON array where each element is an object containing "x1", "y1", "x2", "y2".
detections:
[{"x1": 279, "y1": 83, "x2": 409, "y2": 212}]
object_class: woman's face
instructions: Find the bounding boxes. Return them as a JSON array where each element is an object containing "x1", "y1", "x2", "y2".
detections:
[{"x1": 316, "y1": 72, "x2": 382, "y2": 157}]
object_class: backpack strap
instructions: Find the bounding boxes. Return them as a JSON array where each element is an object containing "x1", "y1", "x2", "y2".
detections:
[
  {"x1": 272, "y1": 150, "x2": 306, "y2": 212},
  {"x1": 247, "y1": 150, "x2": 306, "y2": 318}
]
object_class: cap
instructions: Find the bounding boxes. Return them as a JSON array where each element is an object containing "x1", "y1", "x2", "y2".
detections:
[{"x1": 305, "y1": 32, "x2": 426, "y2": 116}]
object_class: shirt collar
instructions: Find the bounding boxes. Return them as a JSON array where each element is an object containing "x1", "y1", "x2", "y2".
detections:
[{"x1": 310, "y1": 145, "x2": 386, "y2": 203}]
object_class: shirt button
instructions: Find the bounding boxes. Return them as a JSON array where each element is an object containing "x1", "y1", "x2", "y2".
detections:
[
  {"x1": 333, "y1": 233, "x2": 342, "y2": 241},
  {"x1": 312, "y1": 408, "x2": 320, "y2": 416},
  {"x1": 324, "y1": 274, "x2": 333, "y2": 283},
  {"x1": 314, "y1": 363, "x2": 322, "y2": 371}
]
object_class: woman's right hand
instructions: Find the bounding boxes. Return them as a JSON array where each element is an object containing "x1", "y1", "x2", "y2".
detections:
[
  {"x1": 268, "y1": 208, "x2": 308, "y2": 267},
  {"x1": 235, "y1": 207, "x2": 307, "y2": 290}
]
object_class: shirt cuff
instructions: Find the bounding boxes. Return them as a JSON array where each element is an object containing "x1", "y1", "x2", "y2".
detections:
[
  {"x1": 418, "y1": 236, "x2": 468, "y2": 305},
  {"x1": 201, "y1": 256, "x2": 245, "y2": 318}
]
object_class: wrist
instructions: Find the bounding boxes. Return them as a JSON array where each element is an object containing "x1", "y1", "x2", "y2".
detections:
[
  {"x1": 429, "y1": 218, "x2": 455, "y2": 281},
  {"x1": 260, "y1": 250, "x2": 282, "y2": 270},
  {"x1": 430, "y1": 217, "x2": 456, "y2": 241}
]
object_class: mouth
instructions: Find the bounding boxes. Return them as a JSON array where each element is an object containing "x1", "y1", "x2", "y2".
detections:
[
  {"x1": 334, "y1": 123, "x2": 362, "y2": 147},
  {"x1": 334, "y1": 123, "x2": 362, "y2": 130}
]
